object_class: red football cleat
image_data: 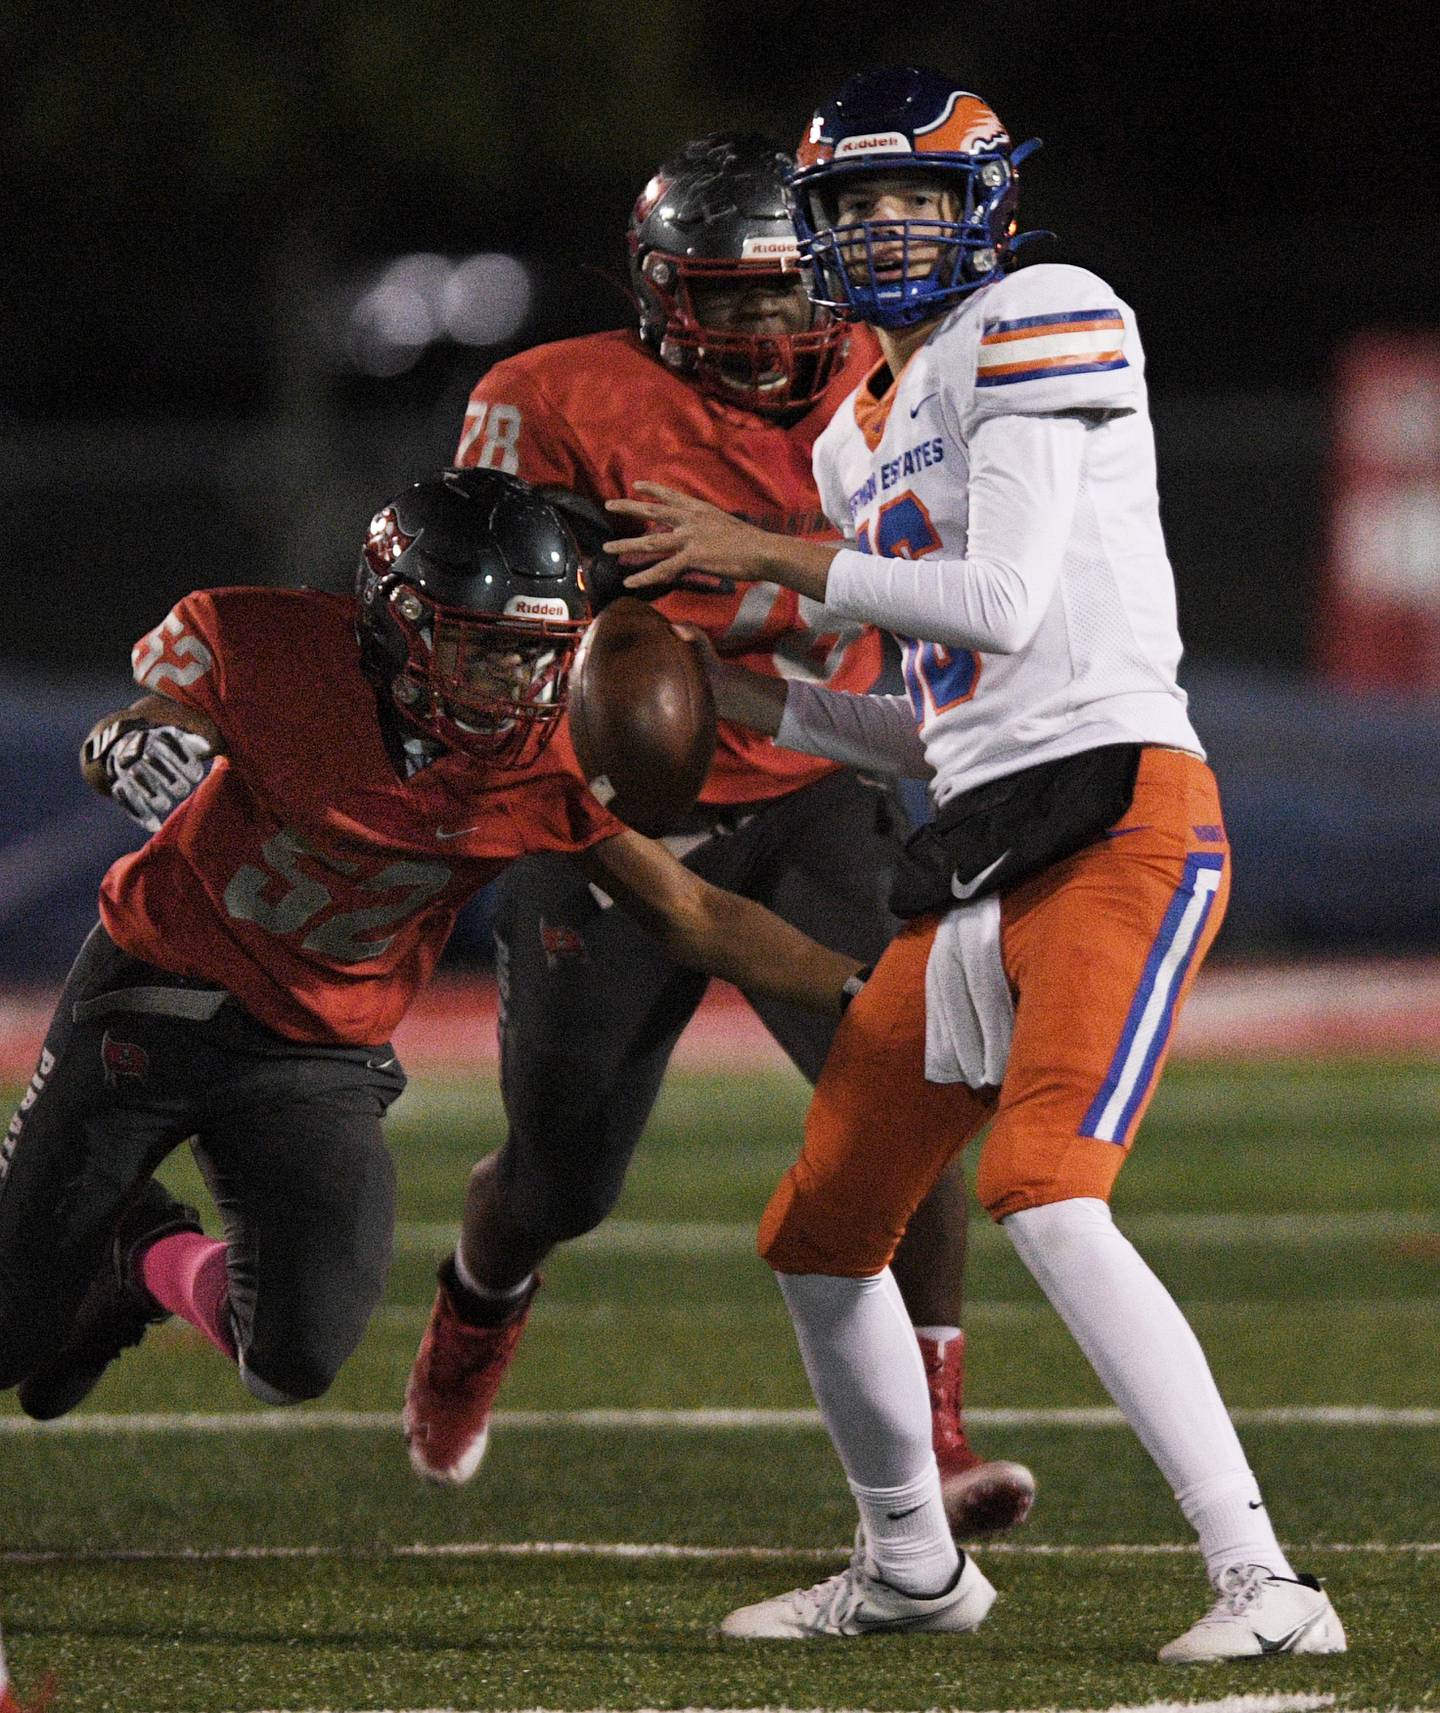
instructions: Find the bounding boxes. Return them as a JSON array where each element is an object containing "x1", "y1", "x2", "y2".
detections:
[
  {"x1": 0, "y1": 1672, "x2": 56, "y2": 1713},
  {"x1": 919, "y1": 1330, "x2": 1037, "y2": 1537},
  {"x1": 403, "y1": 1261, "x2": 539, "y2": 1485}
]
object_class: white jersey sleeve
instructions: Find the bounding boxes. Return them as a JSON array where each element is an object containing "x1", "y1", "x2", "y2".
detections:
[
  {"x1": 965, "y1": 263, "x2": 1142, "y2": 425},
  {"x1": 777, "y1": 684, "x2": 932, "y2": 780},
  {"x1": 827, "y1": 410, "x2": 1087, "y2": 655}
]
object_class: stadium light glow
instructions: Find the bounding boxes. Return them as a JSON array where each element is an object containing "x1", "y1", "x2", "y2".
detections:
[{"x1": 343, "y1": 252, "x2": 534, "y2": 375}]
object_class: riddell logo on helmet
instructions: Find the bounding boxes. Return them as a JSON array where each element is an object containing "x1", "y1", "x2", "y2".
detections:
[
  {"x1": 741, "y1": 237, "x2": 799, "y2": 261},
  {"x1": 504, "y1": 596, "x2": 570, "y2": 619},
  {"x1": 834, "y1": 132, "x2": 911, "y2": 158}
]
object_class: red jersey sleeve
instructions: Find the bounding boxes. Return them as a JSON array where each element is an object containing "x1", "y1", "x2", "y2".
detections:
[
  {"x1": 130, "y1": 592, "x2": 231, "y2": 731},
  {"x1": 454, "y1": 355, "x2": 588, "y2": 490},
  {"x1": 499, "y1": 725, "x2": 626, "y2": 855}
]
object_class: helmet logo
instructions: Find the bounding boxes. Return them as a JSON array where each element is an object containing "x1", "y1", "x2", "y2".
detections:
[
  {"x1": 913, "y1": 92, "x2": 1010, "y2": 155},
  {"x1": 631, "y1": 172, "x2": 673, "y2": 227},
  {"x1": 504, "y1": 595, "x2": 571, "y2": 619},
  {"x1": 834, "y1": 131, "x2": 911, "y2": 158},
  {"x1": 364, "y1": 506, "x2": 413, "y2": 573},
  {"x1": 740, "y1": 236, "x2": 799, "y2": 263}
]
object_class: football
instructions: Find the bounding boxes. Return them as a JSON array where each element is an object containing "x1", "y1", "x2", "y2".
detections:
[{"x1": 568, "y1": 597, "x2": 717, "y2": 837}]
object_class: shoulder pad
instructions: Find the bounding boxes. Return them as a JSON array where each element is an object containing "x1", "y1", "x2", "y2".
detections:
[{"x1": 969, "y1": 263, "x2": 1140, "y2": 419}]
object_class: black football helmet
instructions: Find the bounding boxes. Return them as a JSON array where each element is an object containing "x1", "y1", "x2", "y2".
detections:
[
  {"x1": 355, "y1": 468, "x2": 591, "y2": 767},
  {"x1": 627, "y1": 131, "x2": 849, "y2": 415}
]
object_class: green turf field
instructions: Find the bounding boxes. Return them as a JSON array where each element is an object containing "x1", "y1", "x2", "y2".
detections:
[{"x1": 2, "y1": 1058, "x2": 1438, "y2": 1712}]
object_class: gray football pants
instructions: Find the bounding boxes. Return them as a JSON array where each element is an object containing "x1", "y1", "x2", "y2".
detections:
[
  {"x1": 491, "y1": 768, "x2": 907, "y2": 1243},
  {"x1": 0, "y1": 924, "x2": 405, "y2": 1402}
]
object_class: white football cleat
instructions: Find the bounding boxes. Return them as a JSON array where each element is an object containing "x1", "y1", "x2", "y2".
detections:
[
  {"x1": 1159, "y1": 1564, "x2": 1347, "y2": 1662},
  {"x1": 721, "y1": 1543, "x2": 996, "y2": 1640}
]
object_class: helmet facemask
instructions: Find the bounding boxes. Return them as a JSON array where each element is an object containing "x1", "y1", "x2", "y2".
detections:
[
  {"x1": 380, "y1": 580, "x2": 587, "y2": 768},
  {"x1": 640, "y1": 250, "x2": 848, "y2": 414},
  {"x1": 795, "y1": 153, "x2": 1024, "y2": 329}
]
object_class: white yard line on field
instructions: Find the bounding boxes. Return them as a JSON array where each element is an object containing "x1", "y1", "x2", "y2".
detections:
[
  {"x1": 4, "y1": 1404, "x2": 1439, "y2": 1435},
  {"x1": 2, "y1": 1539, "x2": 1434, "y2": 1566},
  {"x1": 236, "y1": 1695, "x2": 1348, "y2": 1713},
  {"x1": 391, "y1": 1210, "x2": 1436, "y2": 1254},
  {"x1": 367, "y1": 1297, "x2": 1440, "y2": 1329}
]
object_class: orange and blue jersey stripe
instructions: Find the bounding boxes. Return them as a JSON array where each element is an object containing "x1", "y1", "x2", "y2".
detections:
[
  {"x1": 1080, "y1": 852, "x2": 1226, "y2": 1145},
  {"x1": 976, "y1": 307, "x2": 1128, "y2": 388}
]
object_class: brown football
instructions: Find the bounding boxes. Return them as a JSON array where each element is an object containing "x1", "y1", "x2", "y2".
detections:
[{"x1": 568, "y1": 597, "x2": 717, "y2": 837}]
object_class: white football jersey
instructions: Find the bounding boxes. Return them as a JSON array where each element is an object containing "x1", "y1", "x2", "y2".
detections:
[{"x1": 808, "y1": 261, "x2": 1202, "y2": 805}]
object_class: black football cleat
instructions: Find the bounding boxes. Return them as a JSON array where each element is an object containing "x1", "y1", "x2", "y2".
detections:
[{"x1": 17, "y1": 1181, "x2": 202, "y2": 1421}]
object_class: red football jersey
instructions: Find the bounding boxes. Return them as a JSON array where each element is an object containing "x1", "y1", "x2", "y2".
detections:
[
  {"x1": 99, "y1": 589, "x2": 621, "y2": 1046},
  {"x1": 454, "y1": 326, "x2": 886, "y2": 805}
]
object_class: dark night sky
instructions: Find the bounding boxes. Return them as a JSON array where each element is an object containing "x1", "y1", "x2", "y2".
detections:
[
  {"x1": 1, "y1": 1, "x2": 1435, "y2": 678},
  {"x1": 5, "y1": 1, "x2": 1436, "y2": 418}
]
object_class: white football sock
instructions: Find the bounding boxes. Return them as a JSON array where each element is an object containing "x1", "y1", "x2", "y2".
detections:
[
  {"x1": 847, "y1": 1469, "x2": 961, "y2": 1596},
  {"x1": 1003, "y1": 1198, "x2": 1294, "y2": 1583},
  {"x1": 777, "y1": 1269, "x2": 959, "y2": 1595}
]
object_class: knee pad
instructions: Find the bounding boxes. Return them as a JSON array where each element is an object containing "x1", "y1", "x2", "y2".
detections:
[
  {"x1": 757, "y1": 1172, "x2": 894, "y2": 1277},
  {"x1": 501, "y1": 1151, "x2": 624, "y2": 1245},
  {"x1": 238, "y1": 1344, "x2": 341, "y2": 1406},
  {"x1": 975, "y1": 1132, "x2": 1126, "y2": 1223}
]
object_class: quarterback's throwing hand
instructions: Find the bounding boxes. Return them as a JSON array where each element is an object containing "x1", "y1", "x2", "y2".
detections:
[
  {"x1": 103, "y1": 726, "x2": 213, "y2": 832},
  {"x1": 604, "y1": 483, "x2": 776, "y2": 589},
  {"x1": 604, "y1": 483, "x2": 840, "y2": 603}
]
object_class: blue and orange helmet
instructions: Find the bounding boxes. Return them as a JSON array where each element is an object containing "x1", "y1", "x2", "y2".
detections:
[{"x1": 788, "y1": 67, "x2": 1045, "y2": 329}]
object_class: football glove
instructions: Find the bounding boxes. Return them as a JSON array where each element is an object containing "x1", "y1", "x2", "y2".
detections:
[{"x1": 100, "y1": 725, "x2": 213, "y2": 832}]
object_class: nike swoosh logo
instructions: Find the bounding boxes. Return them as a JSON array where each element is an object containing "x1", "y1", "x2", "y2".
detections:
[
  {"x1": 435, "y1": 825, "x2": 483, "y2": 841},
  {"x1": 885, "y1": 1504, "x2": 926, "y2": 1521},
  {"x1": 859, "y1": 1608, "x2": 952, "y2": 1632},
  {"x1": 1255, "y1": 1618, "x2": 1317, "y2": 1654},
  {"x1": 1102, "y1": 823, "x2": 1152, "y2": 839},
  {"x1": 909, "y1": 390, "x2": 939, "y2": 418},
  {"x1": 951, "y1": 850, "x2": 1010, "y2": 900},
  {"x1": 1247, "y1": 1499, "x2": 1265, "y2": 1510}
]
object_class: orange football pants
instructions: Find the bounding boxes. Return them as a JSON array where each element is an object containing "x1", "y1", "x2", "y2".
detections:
[{"x1": 758, "y1": 747, "x2": 1230, "y2": 1275}]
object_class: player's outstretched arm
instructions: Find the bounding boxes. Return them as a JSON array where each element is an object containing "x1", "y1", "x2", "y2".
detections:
[
  {"x1": 576, "y1": 829, "x2": 863, "y2": 1017},
  {"x1": 80, "y1": 693, "x2": 224, "y2": 832},
  {"x1": 604, "y1": 483, "x2": 839, "y2": 599},
  {"x1": 669, "y1": 623, "x2": 787, "y2": 736}
]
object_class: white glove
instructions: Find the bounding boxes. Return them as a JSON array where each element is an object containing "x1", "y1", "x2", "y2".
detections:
[{"x1": 106, "y1": 726, "x2": 213, "y2": 832}]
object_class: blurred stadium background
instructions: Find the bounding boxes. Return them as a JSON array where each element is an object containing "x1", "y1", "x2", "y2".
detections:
[
  {"x1": 3, "y1": 9, "x2": 1440, "y2": 1709},
  {"x1": 2, "y1": 3, "x2": 1439, "y2": 1025}
]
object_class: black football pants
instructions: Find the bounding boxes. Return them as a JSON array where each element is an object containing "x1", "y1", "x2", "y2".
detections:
[
  {"x1": 0, "y1": 924, "x2": 405, "y2": 1402},
  {"x1": 491, "y1": 768, "x2": 907, "y2": 1243}
]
